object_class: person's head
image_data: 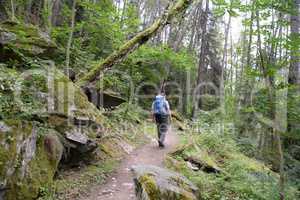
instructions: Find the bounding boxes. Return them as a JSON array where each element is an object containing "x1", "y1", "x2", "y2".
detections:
[{"x1": 156, "y1": 91, "x2": 166, "y2": 100}]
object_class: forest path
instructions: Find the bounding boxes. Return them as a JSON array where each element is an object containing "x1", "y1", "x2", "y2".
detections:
[{"x1": 83, "y1": 128, "x2": 179, "y2": 200}]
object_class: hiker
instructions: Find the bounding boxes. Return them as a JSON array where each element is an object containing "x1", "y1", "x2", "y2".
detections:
[{"x1": 152, "y1": 92, "x2": 171, "y2": 148}]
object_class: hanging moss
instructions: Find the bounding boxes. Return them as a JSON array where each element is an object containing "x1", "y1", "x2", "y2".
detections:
[{"x1": 138, "y1": 174, "x2": 160, "y2": 200}]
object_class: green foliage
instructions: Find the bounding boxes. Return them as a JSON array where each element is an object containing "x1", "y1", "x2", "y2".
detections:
[
  {"x1": 95, "y1": 44, "x2": 196, "y2": 109},
  {"x1": 169, "y1": 128, "x2": 299, "y2": 200},
  {"x1": 50, "y1": 0, "x2": 124, "y2": 71},
  {"x1": 106, "y1": 103, "x2": 148, "y2": 125},
  {"x1": 212, "y1": 0, "x2": 241, "y2": 17},
  {"x1": 0, "y1": 66, "x2": 21, "y2": 119}
]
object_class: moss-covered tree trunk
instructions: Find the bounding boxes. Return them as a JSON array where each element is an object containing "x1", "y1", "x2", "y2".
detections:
[{"x1": 77, "y1": 0, "x2": 193, "y2": 87}]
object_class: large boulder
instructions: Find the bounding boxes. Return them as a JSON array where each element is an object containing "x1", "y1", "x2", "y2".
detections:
[
  {"x1": 0, "y1": 21, "x2": 60, "y2": 63},
  {"x1": 131, "y1": 165, "x2": 198, "y2": 200},
  {"x1": 0, "y1": 120, "x2": 63, "y2": 200}
]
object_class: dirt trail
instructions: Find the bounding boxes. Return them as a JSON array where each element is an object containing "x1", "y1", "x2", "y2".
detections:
[{"x1": 83, "y1": 129, "x2": 179, "y2": 200}]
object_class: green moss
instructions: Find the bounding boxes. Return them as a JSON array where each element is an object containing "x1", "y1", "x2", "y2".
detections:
[
  {"x1": 0, "y1": 21, "x2": 57, "y2": 49},
  {"x1": 0, "y1": 120, "x2": 62, "y2": 200},
  {"x1": 139, "y1": 174, "x2": 160, "y2": 200},
  {"x1": 14, "y1": 134, "x2": 58, "y2": 199},
  {"x1": 0, "y1": 146, "x2": 9, "y2": 178},
  {"x1": 168, "y1": 132, "x2": 298, "y2": 200},
  {"x1": 1, "y1": 63, "x2": 105, "y2": 127},
  {"x1": 138, "y1": 172, "x2": 196, "y2": 200},
  {"x1": 98, "y1": 137, "x2": 126, "y2": 159},
  {"x1": 51, "y1": 69, "x2": 105, "y2": 125}
]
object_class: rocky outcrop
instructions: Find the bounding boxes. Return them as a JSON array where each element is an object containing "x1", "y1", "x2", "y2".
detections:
[
  {"x1": 0, "y1": 120, "x2": 63, "y2": 200},
  {"x1": 0, "y1": 65, "x2": 106, "y2": 199},
  {"x1": 84, "y1": 87, "x2": 126, "y2": 110},
  {"x1": 0, "y1": 21, "x2": 60, "y2": 63},
  {"x1": 131, "y1": 165, "x2": 198, "y2": 200},
  {"x1": 0, "y1": 22, "x2": 108, "y2": 199}
]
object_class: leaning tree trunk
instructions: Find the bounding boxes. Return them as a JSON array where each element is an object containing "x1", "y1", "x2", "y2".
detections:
[{"x1": 77, "y1": 0, "x2": 193, "y2": 87}]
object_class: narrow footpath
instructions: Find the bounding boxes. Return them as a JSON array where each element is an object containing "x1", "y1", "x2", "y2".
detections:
[{"x1": 83, "y1": 129, "x2": 179, "y2": 200}]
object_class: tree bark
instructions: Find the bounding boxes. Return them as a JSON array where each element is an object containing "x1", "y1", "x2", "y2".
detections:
[
  {"x1": 256, "y1": 10, "x2": 285, "y2": 200},
  {"x1": 188, "y1": 5, "x2": 200, "y2": 52},
  {"x1": 288, "y1": 0, "x2": 300, "y2": 133},
  {"x1": 77, "y1": 0, "x2": 193, "y2": 87},
  {"x1": 44, "y1": 0, "x2": 53, "y2": 33},
  {"x1": 220, "y1": 4, "x2": 232, "y2": 133},
  {"x1": 192, "y1": 0, "x2": 209, "y2": 119},
  {"x1": 10, "y1": 0, "x2": 15, "y2": 21},
  {"x1": 65, "y1": 0, "x2": 76, "y2": 72}
]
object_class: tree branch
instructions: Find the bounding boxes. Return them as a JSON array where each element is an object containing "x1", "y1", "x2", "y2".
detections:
[{"x1": 77, "y1": 0, "x2": 193, "y2": 87}]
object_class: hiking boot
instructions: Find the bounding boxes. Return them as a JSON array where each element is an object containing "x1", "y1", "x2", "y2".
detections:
[{"x1": 158, "y1": 141, "x2": 165, "y2": 148}]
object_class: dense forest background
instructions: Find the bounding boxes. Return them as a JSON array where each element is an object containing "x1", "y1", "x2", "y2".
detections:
[{"x1": 0, "y1": 0, "x2": 299, "y2": 199}]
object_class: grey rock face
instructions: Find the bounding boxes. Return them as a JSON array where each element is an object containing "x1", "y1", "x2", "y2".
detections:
[
  {"x1": 0, "y1": 31, "x2": 16, "y2": 44},
  {"x1": 131, "y1": 165, "x2": 198, "y2": 200},
  {"x1": 19, "y1": 126, "x2": 38, "y2": 179},
  {"x1": 66, "y1": 130, "x2": 88, "y2": 145}
]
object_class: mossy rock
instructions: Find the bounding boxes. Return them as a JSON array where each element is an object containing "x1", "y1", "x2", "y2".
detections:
[
  {"x1": 0, "y1": 63, "x2": 105, "y2": 131},
  {"x1": 132, "y1": 165, "x2": 198, "y2": 200},
  {"x1": 0, "y1": 63, "x2": 109, "y2": 199},
  {"x1": 170, "y1": 143, "x2": 222, "y2": 173},
  {"x1": 0, "y1": 21, "x2": 60, "y2": 63},
  {"x1": 181, "y1": 149, "x2": 222, "y2": 173},
  {"x1": 0, "y1": 120, "x2": 63, "y2": 200}
]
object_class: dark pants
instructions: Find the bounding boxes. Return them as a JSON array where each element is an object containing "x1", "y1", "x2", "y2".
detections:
[{"x1": 154, "y1": 114, "x2": 169, "y2": 145}]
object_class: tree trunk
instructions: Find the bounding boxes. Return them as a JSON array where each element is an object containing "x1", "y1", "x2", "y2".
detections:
[
  {"x1": 65, "y1": 0, "x2": 76, "y2": 72},
  {"x1": 10, "y1": 0, "x2": 15, "y2": 21},
  {"x1": 188, "y1": 5, "x2": 200, "y2": 52},
  {"x1": 77, "y1": 0, "x2": 193, "y2": 87},
  {"x1": 51, "y1": 0, "x2": 63, "y2": 26},
  {"x1": 220, "y1": 7, "x2": 232, "y2": 133},
  {"x1": 44, "y1": 0, "x2": 53, "y2": 33},
  {"x1": 238, "y1": 1, "x2": 256, "y2": 137},
  {"x1": 192, "y1": 0, "x2": 209, "y2": 119},
  {"x1": 256, "y1": 10, "x2": 285, "y2": 200},
  {"x1": 288, "y1": 0, "x2": 300, "y2": 133}
]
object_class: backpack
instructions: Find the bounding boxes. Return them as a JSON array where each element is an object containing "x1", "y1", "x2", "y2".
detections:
[{"x1": 153, "y1": 96, "x2": 168, "y2": 114}]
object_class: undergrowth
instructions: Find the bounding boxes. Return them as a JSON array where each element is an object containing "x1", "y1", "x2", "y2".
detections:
[{"x1": 167, "y1": 129, "x2": 299, "y2": 200}]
